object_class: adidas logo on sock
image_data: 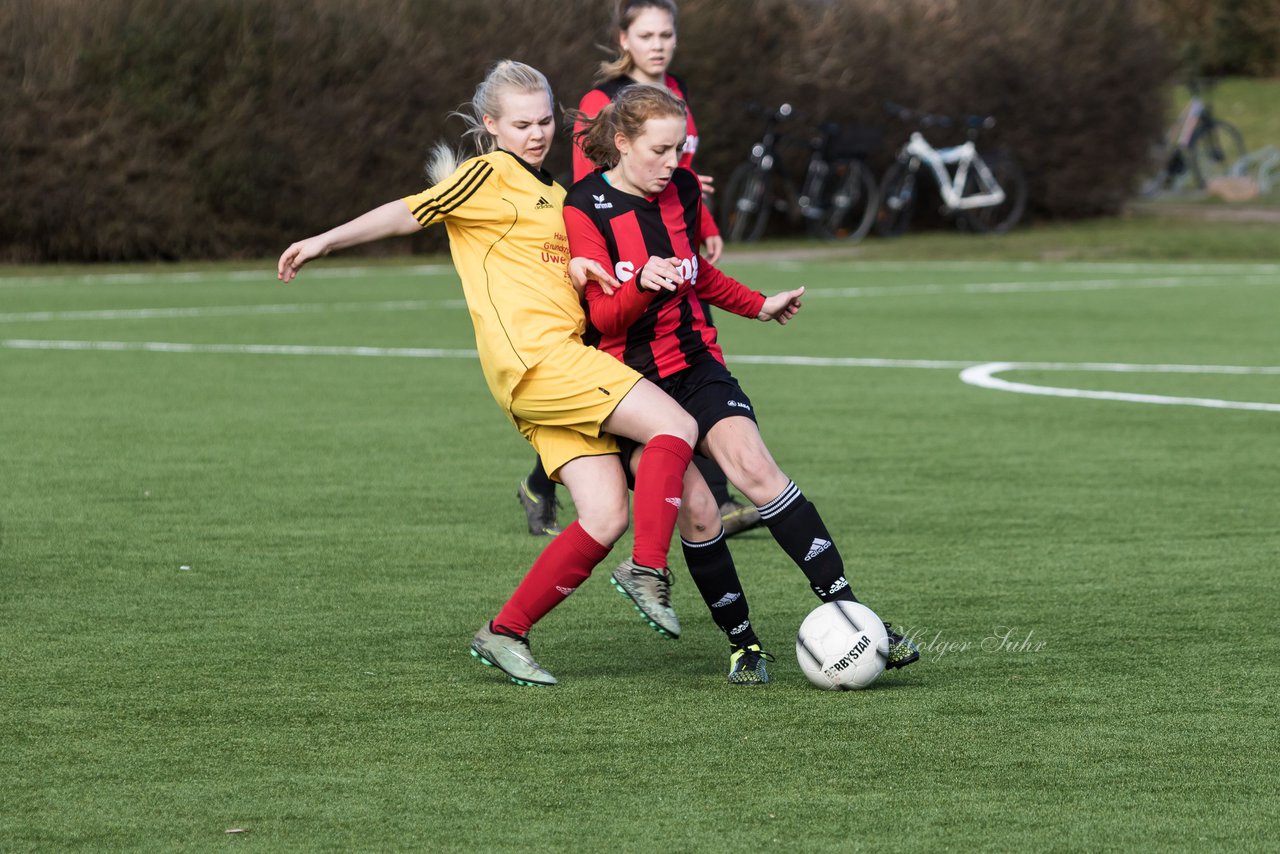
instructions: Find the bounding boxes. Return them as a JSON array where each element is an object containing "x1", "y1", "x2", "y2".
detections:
[
  {"x1": 827, "y1": 577, "x2": 848, "y2": 596},
  {"x1": 710, "y1": 591, "x2": 741, "y2": 608},
  {"x1": 729, "y1": 620, "x2": 751, "y2": 635},
  {"x1": 665, "y1": 497, "x2": 683, "y2": 508},
  {"x1": 535, "y1": 196, "x2": 554, "y2": 210},
  {"x1": 804, "y1": 538, "x2": 832, "y2": 561},
  {"x1": 555, "y1": 585, "x2": 576, "y2": 596}
]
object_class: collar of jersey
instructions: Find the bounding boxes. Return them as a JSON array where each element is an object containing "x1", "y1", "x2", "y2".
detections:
[
  {"x1": 497, "y1": 149, "x2": 554, "y2": 186},
  {"x1": 600, "y1": 170, "x2": 659, "y2": 203}
]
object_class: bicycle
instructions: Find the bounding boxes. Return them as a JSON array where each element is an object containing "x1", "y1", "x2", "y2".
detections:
[
  {"x1": 1138, "y1": 79, "x2": 1246, "y2": 196},
  {"x1": 876, "y1": 102, "x2": 1027, "y2": 236},
  {"x1": 722, "y1": 103, "x2": 880, "y2": 243}
]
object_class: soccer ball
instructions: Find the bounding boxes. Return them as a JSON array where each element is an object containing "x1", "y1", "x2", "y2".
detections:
[{"x1": 795, "y1": 601, "x2": 889, "y2": 690}]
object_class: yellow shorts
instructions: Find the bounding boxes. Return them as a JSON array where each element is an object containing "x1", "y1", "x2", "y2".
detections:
[{"x1": 510, "y1": 339, "x2": 644, "y2": 480}]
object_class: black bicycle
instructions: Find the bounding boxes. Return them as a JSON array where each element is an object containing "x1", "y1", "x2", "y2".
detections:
[
  {"x1": 877, "y1": 102, "x2": 1027, "y2": 236},
  {"x1": 1138, "y1": 79, "x2": 1247, "y2": 196},
  {"x1": 722, "y1": 103, "x2": 880, "y2": 243}
]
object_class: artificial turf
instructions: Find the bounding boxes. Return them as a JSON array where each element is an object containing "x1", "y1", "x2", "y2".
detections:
[{"x1": 3, "y1": 225, "x2": 1277, "y2": 851}]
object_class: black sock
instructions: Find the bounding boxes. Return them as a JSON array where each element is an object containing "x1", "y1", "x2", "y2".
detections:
[
  {"x1": 526, "y1": 456, "x2": 556, "y2": 500},
  {"x1": 758, "y1": 481, "x2": 856, "y2": 603},
  {"x1": 681, "y1": 531, "x2": 759, "y2": 649},
  {"x1": 693, "y1": 455, "x2": 733, "y2": 506}
]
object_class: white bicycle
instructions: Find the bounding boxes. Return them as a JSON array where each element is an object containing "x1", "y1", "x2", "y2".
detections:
[{"x1": 876, "y1": 102, "x2": 1027, "y2": 235}]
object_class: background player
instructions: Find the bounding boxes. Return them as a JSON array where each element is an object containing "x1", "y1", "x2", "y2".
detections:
[
  {"x1": 277, "y1": 61, "x2": 697, "y2": 687},
  {"x1": 517, "y1": 0, "x2": 762, "y2": 540},
  {"x1": 566, "y1": 84, "x2": 920, "y2": 683}
]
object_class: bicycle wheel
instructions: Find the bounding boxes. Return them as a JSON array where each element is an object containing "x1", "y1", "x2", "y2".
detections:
[
  {"x1": 723, "y1": 163, "x2": 772, "y2": 243},
  {"x1": 959, "y1": 153, "x2": 1027, "y2": 234},
  {"x1": 809, "y1": 159, "x2": 878, "y2": 242},
  {"x1": 1189, "y1": 120, "x2": 1246, "y2": 188},
  {"x1": 875, "y1": 159, "x2": 918, "y2": 237}
]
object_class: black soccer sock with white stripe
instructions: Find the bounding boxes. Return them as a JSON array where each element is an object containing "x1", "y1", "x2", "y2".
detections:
[
  {"x1": 681, "y1": 531, "x2": 759, "y2": 649},
  {"x1": 757, "y1": 481, "x2": 857, "y2": 603}
]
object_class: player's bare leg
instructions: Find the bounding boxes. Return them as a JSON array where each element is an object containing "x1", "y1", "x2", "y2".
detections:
[
  {"x1": 475, "y1": 454, "x2": 629, "y2": 685},
  {"x1": 703, "y1": 416, "x2": 918, "y2": 669},
  {"x1": 599, "y1": 380, "x2": 698, "y2": 638}
]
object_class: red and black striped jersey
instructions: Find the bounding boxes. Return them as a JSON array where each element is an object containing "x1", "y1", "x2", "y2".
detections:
[
  {"x1": 564, "y1": 168, "x2": 765, "y2": 380},
  {"x1": 573, "y1": 73, "x2": 719, "y2": 240}
]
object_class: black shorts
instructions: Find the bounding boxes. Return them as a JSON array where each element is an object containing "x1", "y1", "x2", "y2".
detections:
[{"x1": 617, "y1": 358, "x2": 757, "y2": 468}]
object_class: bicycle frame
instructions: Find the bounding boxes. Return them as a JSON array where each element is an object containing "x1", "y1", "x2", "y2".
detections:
[{"x1": 904, "y1": 132, "x2": 1006, "y2": 210}]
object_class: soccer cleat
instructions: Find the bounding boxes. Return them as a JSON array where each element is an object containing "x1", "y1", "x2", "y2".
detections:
[
  {"x1": 719, "y1": 499, "x2": 762, "y2": 537},
  {"x1": 517, "y1": 477, "x2": 563, "y2": 536},
  {"x1": 727, "y1": 643, "x2": 774, "y2": 685},
  {"x1": 883, "y1": 622, "x2": 920, "y2": 670},
  {"x1": 610, "y1": 559, "x2": 681, "y2": 638},
  {"x1": 470, "y1": 623, "x2": 558, "y2": 686}
]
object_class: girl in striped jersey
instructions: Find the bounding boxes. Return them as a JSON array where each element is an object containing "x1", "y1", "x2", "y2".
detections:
[
  {"x1": 518, "y1": 0, "x2": 761, "y2": 541},
  {"x1": 277, "y1": 61, "x2": 698, "y2": 687},
  {"x1": 565, "y1": 84, "x2": 920, "y2": 683}
]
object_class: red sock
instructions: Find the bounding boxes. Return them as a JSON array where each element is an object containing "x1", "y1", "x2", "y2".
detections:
[
  {"x1": 631, "y1": 433, "x2": 694, "y2": 570},
  {"x1": 492, "y1": 521, "x2": 611, "y2": 635}
]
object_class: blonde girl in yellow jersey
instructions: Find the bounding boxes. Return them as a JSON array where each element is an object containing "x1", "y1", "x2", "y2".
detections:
[{"x1": 277, "y1": 60, "x2": 697, "y2": 686}]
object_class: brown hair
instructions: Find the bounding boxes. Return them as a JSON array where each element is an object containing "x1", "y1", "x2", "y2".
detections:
[
  {"x1": 595, "y1": 0, "x2": 679, "y2": 83},
  {"x1": 573, "y1": 83, "x2": 687, "y2": 169}
]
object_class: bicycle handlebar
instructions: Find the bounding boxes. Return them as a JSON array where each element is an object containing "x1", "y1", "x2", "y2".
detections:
[{"x1": 884, "y1": 101, "x2": 996, "y2": 131}]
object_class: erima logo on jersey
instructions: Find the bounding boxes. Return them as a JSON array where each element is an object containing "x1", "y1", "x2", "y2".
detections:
[
  {"x1": 727, "y1": 400, "x2": 752, "y2": 411},
  {"x1": 592, "y1": 193, "x2": 612, "y2": 210},
  {"x1": 556, "y1": 585, "x2": 576, "y2": 596},
  {"x1": 805, "y1": 538, "x2": 833, "y2": 561},
  {"x1": 711, "y1": 591, "x2": 741, "y2": 608},
  {"x1": 535, "y1": 197, "x2": 554, "y2": 210}
]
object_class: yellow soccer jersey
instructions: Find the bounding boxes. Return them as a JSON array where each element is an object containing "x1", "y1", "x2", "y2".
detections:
[{"x1": 401, "y1": 150, "x2": 582, "y2": 415}]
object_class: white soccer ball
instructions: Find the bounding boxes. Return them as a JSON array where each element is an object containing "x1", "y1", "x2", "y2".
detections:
[{"x1": 795, "y1": 601, "x2": 889, "y2": 690}]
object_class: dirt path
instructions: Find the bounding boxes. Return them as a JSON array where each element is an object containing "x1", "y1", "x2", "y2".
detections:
[{"x1": 1126, "y1": 201, "x2": 1280, "y2": 223}]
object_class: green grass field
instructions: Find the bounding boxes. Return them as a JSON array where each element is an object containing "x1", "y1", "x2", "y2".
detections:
[{"x1": 3, "y1": 218, "x2": 1278, "y2": 851}]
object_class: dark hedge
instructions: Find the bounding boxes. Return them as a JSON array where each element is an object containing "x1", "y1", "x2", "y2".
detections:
[{"x1": 1, "y1": 0, "x2": 1175, "y2": 261}]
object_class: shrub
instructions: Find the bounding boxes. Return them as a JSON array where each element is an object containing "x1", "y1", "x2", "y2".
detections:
[{"x1": 0, "y1": 0, "x2": 1175, "y2": 261}]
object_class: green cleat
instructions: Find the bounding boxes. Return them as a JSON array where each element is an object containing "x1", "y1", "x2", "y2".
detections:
[
  {"x1": 610, "y1": 559, "x2": 681, "y2": 639},
  {"x1": 517, "y1": 477, "x2": 563, "y2": 536},
  {"x1": 883, "y1": 622, "x2": 920, "y2": 670},
  {"x1": 719, "y1": 499, "x2": 763, "y2": 538},
  {"x1": 470, "y1": 623, "x2": 558, "y2": 686},
  {"x1": 727, "y1": 643, "x2": 774, "y2": 685}
]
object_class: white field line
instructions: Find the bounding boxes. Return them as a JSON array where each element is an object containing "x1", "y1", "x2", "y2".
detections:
[
  {"x1": 5, "y1": 340, "x2": 1276, "y2": 413},
  {"x1": 6, "y1": 259, "x2": 1280, "y2": 290},
  {"x1": 0, "y1": 264, "x2": 455, "y2": 289},
  {"x1": 0, "y1": 339, "x2": 477, "y2": 358},
  {"x1": 4, "y1": 273, "x2": 1275, "y2": 324},
  {"x1": 960, "y1": 361, "x2": 1280, "y2": 413},
  {"x1": 803, "y1": 274, "x2": 1277, "y2": 299},
  {"x1": 764, "y1": 260, "x2": 1280, "y2": 275},
  {"x1": 0, "y1": 299, "x2": 466, "y2": 323}
]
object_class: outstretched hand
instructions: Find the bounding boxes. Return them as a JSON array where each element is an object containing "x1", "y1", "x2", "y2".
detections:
[
  {"x1": 568, "y1": 257, "x2": 622, "y2": 296},
  {"x1": 277, "y1": 237, "x2": 329, "y2": 283},
  {"x1": 757, "y1": 286, "x2": 805, "y2": 325}
]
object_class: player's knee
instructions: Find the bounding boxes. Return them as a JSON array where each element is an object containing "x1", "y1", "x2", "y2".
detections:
[
  {"x1": 668, "y1": 411, "x2": 699, "y2": 447},
  {"x1": 682, "y1": 486, "x2": 721, "y2": 537},
  {"x1": 730, "y1": 451, "x2": 783, "y2": 496},
  {"x1": 581, "y1": 501, "x2": 629, "y2": 545}
]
